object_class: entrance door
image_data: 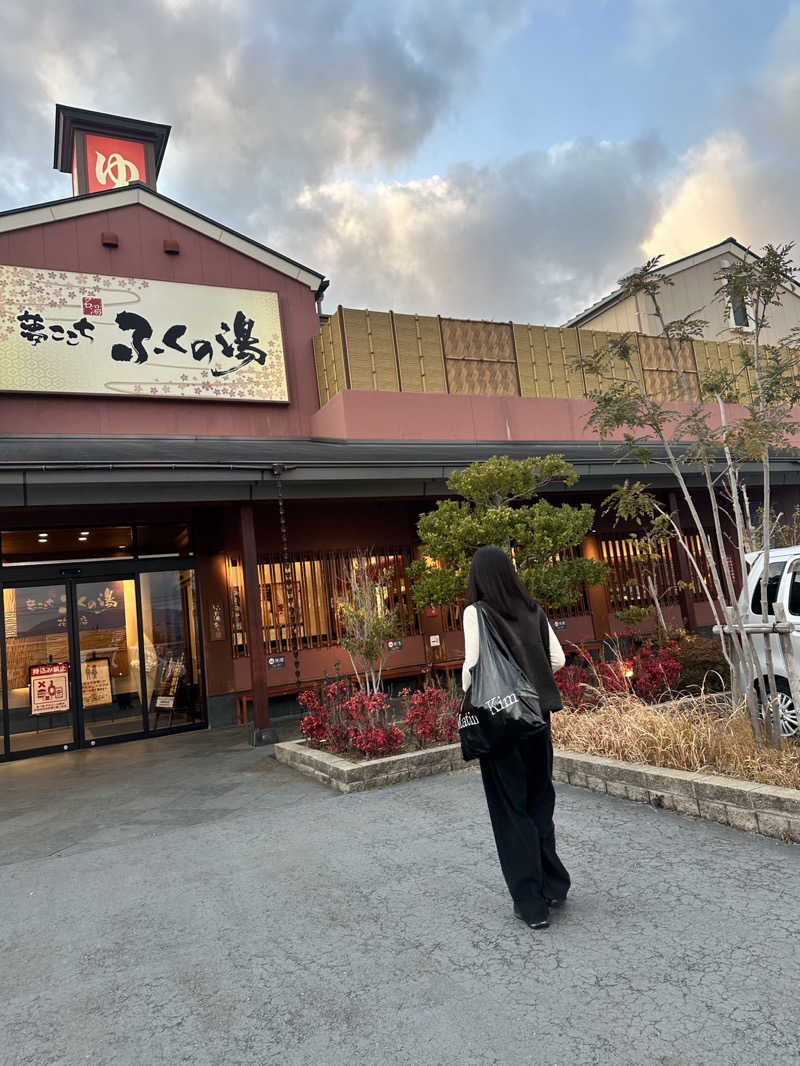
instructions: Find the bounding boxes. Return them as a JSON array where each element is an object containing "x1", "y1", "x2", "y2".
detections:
[
  {"x1": 2, "y1": 581, "x2": 78, "y2": 753},
  {"x1": 1, "y1": 566, "x2": 204, "y2": 757},
  {"x1": 74, "y1": 576, "x2": 145, "y2": 744}
]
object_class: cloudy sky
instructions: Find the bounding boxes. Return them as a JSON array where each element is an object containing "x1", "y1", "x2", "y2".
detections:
[{"x1": 1, "y1": 0, "x2": 798, "y2": 323}]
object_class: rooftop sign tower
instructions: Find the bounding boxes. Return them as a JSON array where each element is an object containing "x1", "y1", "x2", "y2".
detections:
[{"x1": 53, "y1": 104, "x2": 171, "y2": 197}]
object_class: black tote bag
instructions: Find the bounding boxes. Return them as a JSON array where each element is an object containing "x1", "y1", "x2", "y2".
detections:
[{"x1": 459, "y1": 603, "x2": 547, "y2": 761}]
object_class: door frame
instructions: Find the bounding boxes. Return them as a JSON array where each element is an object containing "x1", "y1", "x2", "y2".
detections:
[{"x1": 1, "y1": 557, "x2": 206, "y2": 760}]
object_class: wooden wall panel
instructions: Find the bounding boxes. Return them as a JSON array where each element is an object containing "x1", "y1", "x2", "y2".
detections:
[
  {"x1": 579, "y1": 329, "x2": 644, "y2": 394},
  {"x1": 311, "y1": 308, "x2": 798, "y2": 410},
  {"x1": 513, "y1": 326, "x2": 578, "y2": 398},
  {"x1": 441, "y1": 318, "x2": 519, "y2": 396},
  {"x1": 393, "y1": 313, "x2": 447, "y2": 393},
  {"x1": 341, "y1": 308, "x2": 399, "y2": 392}
]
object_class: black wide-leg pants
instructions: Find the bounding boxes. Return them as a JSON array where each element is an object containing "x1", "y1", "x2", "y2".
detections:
[{"x1": 479, "y1": 721, "x2": 571, "y2": 924}]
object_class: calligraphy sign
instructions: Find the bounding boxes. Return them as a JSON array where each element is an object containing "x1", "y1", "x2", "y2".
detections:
[
  {"x1": 80, "y1": 658, "x2": 113, "y2": 709},
  {"x1": 30, "y1": 663, "x2": 70, "y2": 715},
  {"x1": 0, "y1": 266, "x2": 288, "y2": 403}
]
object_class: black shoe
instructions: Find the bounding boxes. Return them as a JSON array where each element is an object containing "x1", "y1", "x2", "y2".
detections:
[
  {"x1": 513, "y1": 903, "x2": 549, "y2": 929},
  {"x1": 545, "y1": 897, "x2": 566, "y2": 908}
]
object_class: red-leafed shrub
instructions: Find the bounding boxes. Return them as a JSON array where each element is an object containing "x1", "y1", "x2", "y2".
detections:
[
  {"x1": 351, "y1": 725, "x2": 404, "y2": 759},
  {"x1": 401, "y1": 685, "x2": 460, "y2": 747},
  {"x1": 557, "y1": 643, "x2": 683, "y2": 709},
  {"x1": 299, "y1": 681, "x2": 404, "y2": 758}
]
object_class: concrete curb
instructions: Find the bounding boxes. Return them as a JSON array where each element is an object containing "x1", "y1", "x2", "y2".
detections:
[
  {"x1": 274, "y1": 739, "x2": 464, "y2": 793},
  {"x1": 551, "y1": 750, "x2": 800, "y2": 843},
  {"x1": 275, "y1": 739, "x2": 800, "y2": 842}
]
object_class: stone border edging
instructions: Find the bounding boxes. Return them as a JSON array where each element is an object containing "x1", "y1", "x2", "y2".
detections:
[
  {"x1": 552, "y1": 750, "x2": 800, "y2": 843},
  {"x1": 274, "y1": 739, "x2": 799, "y2": 843},
  {"x1": 274, "y1": 739, "x2": 464, "y2": 793}
]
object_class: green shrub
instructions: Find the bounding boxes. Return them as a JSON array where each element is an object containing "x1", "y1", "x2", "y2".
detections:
[{"x1": 673, "y1": 635, "x2": 730, "y2": 693}]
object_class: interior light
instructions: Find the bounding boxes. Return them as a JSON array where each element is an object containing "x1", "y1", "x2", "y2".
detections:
[
  {"x1": 38, "y1": 533, "x2": 48, "y2": 539},
  {"x1": 118, "y1": 544, "x2": 126, "y2": 549},
  {"x1": 79, "y1": 536, "x2": 88, "y2": 542},
  {"x1": 80, "y1": 531, "x2": 90, "y2": 536}
]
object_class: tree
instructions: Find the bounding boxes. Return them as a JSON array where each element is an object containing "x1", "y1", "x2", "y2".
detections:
[
  {"x1": 337, "y1": 553, "x2": 401, "y2": 694},
  {"x1": 579, "y1": 244, "x2": 800, "y2": 746},
  {"x1": 408, "y1": 455, "x2": 607, "y2": 611},
  {"x1": 601, "y1": 499, "x2": 684, "y2": 640}
]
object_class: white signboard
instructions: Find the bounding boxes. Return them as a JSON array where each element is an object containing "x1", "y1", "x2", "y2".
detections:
[
  {"x1": 81, "y1": 658, "x2": 113, "y2": 708},
  {"x1": 0, "y1": 266, "x2": 288, "y2": 403},
  {"x1": 30, "y1": 663, "x2": 70, "y2": 715}
]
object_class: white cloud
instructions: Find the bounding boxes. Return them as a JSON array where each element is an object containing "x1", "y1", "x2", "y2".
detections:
[
  {"x1": 642, "y1": 4, "x2": 800, "y2": 263},
  {"x1": 275, "y1": 136, "x2": 666, "y2": 321}
]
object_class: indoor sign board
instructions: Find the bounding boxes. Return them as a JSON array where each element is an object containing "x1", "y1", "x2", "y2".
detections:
[
  {"x1": 0, "y1": 266, "x2": 288, "y2": 402},
  {"x1": 30, "y1": 663, "x2": 70, "y2": 714}
]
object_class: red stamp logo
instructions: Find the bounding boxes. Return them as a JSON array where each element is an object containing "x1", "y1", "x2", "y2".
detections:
[{"x1": 82, "y1": 296, "x2": 103, "y2": 316}]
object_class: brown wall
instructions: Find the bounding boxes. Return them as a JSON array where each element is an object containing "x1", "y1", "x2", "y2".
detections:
[{"x1": 0, "y1": 204, "x2": 321, "y2": 438}]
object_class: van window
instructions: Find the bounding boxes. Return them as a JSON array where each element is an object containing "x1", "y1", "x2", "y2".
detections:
[
  {"x1": 788, "y1": 569, "x2": 800, "y2": 617},
  {"x1": 751, "y1": 561, "x2": 786, "y2": 616}
]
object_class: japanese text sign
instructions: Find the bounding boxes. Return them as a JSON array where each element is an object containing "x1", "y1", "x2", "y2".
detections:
[
  {"x1": 84, "y1": 134, "x2": 148, "y2": 193},
  {"x1": 30, "y1": 663, "x2": 70, "y2": 715},
  {"x1": 0, "y1": 266, "x2": 288, "y2": 403}
]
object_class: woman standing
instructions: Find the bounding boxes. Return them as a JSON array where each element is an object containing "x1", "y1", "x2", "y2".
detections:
[{"x1": 462, "y1": 545, "x2": 570, "y2": 930}]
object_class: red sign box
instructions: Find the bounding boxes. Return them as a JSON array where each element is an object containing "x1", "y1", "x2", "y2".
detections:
[{"x1": 85, "y1": 134, "x2": 147, "y2": 193}]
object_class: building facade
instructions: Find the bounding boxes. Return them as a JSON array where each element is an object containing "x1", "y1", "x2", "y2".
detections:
[
  {"x1": 2, "y1": 108, "x2": 799, "y2": 763},
  {"x1": 564, "y1": 237, "x2": 800, "y2": 344}
]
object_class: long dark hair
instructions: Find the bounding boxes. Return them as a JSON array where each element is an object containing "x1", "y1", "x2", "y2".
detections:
[{"x1": 466, "y1": 545, "x2": 538, "y2": 619}]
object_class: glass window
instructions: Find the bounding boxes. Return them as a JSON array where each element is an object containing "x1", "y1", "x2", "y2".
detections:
[
  {"x1": 1, "y1": 526, "x2": 133, "y2": 565},
  {"x1": 3, "y1": 583, "x2": 75, "y2": 752},
  {"x1": 76, "y1": 578, "x2": 144, "y2": 742},
  {"x1": 787, "y1": 568, "x2": 800, "y2": 617},
  {"x1": 139, "y1": 570, "x2": 203, "y2": 731},
  {"x1": 136, "y1": 524, "x2": 192, "y2": 557},
  {"x1": 751, "y1": 561, "x2": 786, "y2": 616}
]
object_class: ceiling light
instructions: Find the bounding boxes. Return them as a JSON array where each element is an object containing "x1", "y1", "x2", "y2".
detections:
[
  {"x1": 78, "y1": 536, "x2": 88, "y2": 542},
  {"x1": 80, "y1": 531, "x2": 90, "y2": 536},
  {"x1": 118, "y1": 545, "x2": 126, "y2": 549}
]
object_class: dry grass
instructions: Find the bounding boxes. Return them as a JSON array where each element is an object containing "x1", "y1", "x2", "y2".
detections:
[{"x1": 552, "y1": 694, "x2": 800, "y2": 791}]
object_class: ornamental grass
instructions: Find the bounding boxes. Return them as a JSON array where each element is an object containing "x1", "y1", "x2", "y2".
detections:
[{"x1": 551, "y1": 694, "x2": 800, "y2": 791}]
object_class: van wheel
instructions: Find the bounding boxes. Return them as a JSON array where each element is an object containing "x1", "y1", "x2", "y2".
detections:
[{"x1": 760, "y1": 677, "x2": 799, "y2": 739}]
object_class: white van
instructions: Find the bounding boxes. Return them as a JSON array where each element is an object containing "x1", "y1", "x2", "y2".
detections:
[{"x1": 738, "y1": 547, "x2": 800, "y2": 738}]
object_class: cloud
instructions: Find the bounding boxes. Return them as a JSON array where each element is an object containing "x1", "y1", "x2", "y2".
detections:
[
  {"x1": 3, "y1": 0, "x2": 800, "y2": 330},
  {"x1": 0, "y1": 0, "x2": 527, "y2": 217},
  {"x1": 274, "y1": 135, "x2": 667, "y2": 321},
  {"x1": 643, "y1": 4, "x2": 800, "y2": 262}
]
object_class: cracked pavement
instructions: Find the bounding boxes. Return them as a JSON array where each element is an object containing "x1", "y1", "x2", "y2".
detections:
[{"x1": 1, "y1": 727, "x2": 798, "y2": 1066}]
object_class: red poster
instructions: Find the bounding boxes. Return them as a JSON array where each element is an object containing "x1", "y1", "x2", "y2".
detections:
[
  {"x1": 85, "y1": 134, "x2": 147, "y2": 193},
  {"x1": 30, "y1": 663, "x2": 70, "y2": 715}
]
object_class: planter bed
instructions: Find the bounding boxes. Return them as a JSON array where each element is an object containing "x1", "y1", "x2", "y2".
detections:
[
  {"x1": 275, "y1": 738, "x2": 800, "y2": 842},
  {"x1": 274, "y1": 739, "x2": 463, "y2": 793}
]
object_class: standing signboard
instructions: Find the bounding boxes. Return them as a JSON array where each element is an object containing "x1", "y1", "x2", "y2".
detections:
[
  {"x1": 30, "y1": 663, "x2": 70, "y2": 714},
  {"x1": 80, "y1": 658, "x2": 113, "y2": 708}
]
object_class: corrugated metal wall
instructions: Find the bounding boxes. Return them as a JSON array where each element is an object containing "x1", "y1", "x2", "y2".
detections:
[{"x1": 313, "y1": 308, "x2": 764, "y2": 406}]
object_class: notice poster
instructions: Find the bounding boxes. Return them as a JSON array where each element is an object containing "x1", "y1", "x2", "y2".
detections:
[
  {"x1": 155, "y1": 655, "x2": 184, "y2": 709},
  {"x1": 81, "y1": 658, "x2": 113, "y2": 708},
  {"x1": 30, "y1": 663, "x2": 70, "y2": 715}
]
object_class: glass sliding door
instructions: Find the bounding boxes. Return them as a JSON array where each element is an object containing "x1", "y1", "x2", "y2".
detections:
[
  {"x1": 139, "y1": 569, "x2": 203, "y2": 732},
  {"x1": 2, "y1": 583, "x2": 77, "y2": 753},
  {"x1": 75, "y1": 577, "x2": 145, "y2": 742}
]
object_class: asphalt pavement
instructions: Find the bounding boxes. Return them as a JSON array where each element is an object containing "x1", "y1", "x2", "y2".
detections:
[{"x1": 1, "y1": 727, "x2": 798, "y2": 1066}]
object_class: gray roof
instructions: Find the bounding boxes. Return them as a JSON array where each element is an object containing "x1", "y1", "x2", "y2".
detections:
[{"x1": 0, "y1": 435, "x2": 795, "y2": 511}]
